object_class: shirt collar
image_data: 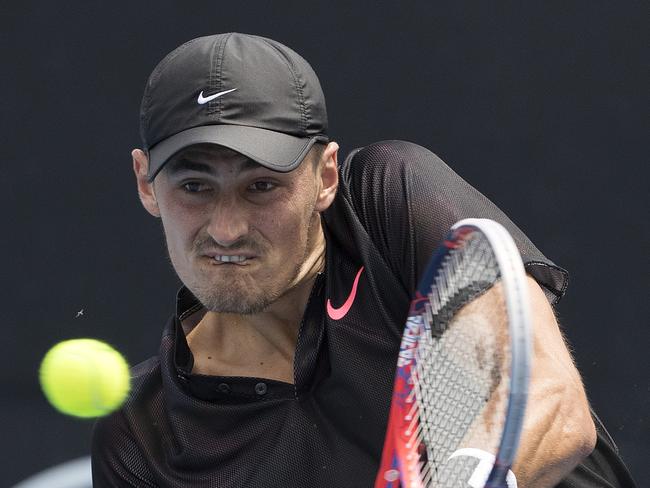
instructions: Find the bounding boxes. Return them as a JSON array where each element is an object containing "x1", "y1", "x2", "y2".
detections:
[{"x1": 176, "y1": 285, "x2": 204, "y2": 320}]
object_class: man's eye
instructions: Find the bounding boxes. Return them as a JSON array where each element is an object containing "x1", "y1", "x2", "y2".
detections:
[
  {"x1": 248, "y1": 181, "x2": 276, "y2": 192},
  {"x1": 182, "y1": 182, "x2": 209, "y2": 193}
]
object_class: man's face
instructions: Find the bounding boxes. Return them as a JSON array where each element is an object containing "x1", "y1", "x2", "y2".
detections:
[{"x1": 148, "y1": 144, "x2": 329, "y2": 314}]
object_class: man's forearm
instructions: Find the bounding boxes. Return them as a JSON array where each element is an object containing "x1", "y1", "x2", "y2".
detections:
[{"x1": 511, "y1": 277, "x2": 596, "y2": 486}]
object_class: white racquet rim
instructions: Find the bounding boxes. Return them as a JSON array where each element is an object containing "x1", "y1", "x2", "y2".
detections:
[{"x1": 450, "y1": 218, "x2": 532, "y2": 474}]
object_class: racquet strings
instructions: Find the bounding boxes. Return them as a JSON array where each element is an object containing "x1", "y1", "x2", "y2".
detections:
[{"x1": 412, "y1": 231, "x2": 512, "y2": 486}]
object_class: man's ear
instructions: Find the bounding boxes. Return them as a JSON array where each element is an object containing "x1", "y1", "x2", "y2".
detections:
[
  {"x1": 132, "y1": 149, "x2": 161, "y2": 217},
  {"x1": 314, "y1": 142, "x2": 339, "y2": 212}
]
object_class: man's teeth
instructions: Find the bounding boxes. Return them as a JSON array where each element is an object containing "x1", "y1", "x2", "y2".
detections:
[{"x1": 214, "y1": 255, "x2": 248, "y2": 263}]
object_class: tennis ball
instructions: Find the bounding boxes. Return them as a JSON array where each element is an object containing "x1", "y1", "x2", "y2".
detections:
[{"x1": 39, "y1": 338, "x2": 130, "y2": 418}]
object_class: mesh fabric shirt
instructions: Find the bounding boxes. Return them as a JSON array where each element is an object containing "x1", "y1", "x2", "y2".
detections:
[{"x1": 92, "y1": 140, "x2": 636, "y2": 487}]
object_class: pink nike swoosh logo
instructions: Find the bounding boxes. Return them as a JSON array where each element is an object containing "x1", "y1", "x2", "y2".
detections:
[{"x1": 327, "y1": 266, "x2": 364, "y2": 320}]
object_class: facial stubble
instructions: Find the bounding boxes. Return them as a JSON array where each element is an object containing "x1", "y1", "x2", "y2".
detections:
[{"x1": 162, "y1": 203, "x2": 322, "y2": 316}]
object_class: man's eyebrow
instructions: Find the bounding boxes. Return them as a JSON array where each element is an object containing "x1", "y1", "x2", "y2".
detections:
[
  {"x1": 166, "y1": 159, "x2": 214, "y2": 175},
  {"x1": 165, "y1": 156, "x2": 262, "y2": 176}
]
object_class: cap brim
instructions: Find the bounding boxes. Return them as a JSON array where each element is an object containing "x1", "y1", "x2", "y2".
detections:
[{"x1": 147, "y1": 125, "x2": 328, "y2": 181}]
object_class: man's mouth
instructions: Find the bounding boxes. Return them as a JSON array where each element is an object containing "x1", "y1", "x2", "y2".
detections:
[
  {"x1": 213, "y1": 255, "x2": 249, "y2": 263},
  {"x1": 202, "y1": 249, "x2": 258, "y2": 264}
]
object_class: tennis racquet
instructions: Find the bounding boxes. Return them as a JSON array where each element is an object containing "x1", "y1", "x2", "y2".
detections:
[{"x1": 375, "y1": 218, "x2": 532, "y2": 488}]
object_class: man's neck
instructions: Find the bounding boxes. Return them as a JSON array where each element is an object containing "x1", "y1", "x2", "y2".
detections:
[{"x1": 185, "y1": 226, "x2": 325, "y2": 384}]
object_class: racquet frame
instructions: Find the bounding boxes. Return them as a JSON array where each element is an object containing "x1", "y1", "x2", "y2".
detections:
[{"x1": 375, "y1": 218, "x2": 532, "y2": 488}]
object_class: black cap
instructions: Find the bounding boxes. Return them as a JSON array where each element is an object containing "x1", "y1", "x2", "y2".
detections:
[{"x1": 140, "y1": 33, "x2": 329, "y2": 181}]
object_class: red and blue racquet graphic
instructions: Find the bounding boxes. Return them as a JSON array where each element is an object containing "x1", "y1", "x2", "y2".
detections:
[{"x1": 376, "y1": 218, "x2": 532, "y2": 488}]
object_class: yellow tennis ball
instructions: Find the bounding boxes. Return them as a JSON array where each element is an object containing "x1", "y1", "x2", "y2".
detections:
[{"x1": 39, "y1": 338, "x2": 130, "y2": 418}]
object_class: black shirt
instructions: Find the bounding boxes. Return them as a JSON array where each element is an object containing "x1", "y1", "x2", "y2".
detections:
[{"x1": 92, "y1": 140, "x2": 636, "y2": 487}]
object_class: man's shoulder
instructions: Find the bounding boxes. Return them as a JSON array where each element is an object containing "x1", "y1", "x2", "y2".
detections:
[
  {"x1": 91, "y1": 355, "x2": 163, "y2": 485},
  {"x1": 327, "y1": 139, "x2": 447, "y2": 243},
  {"x1": 340, "y1": 139, "x2": 440, "y2": 172},
  {"x1": 92, "y1": 356, "x2": 162, "y2": 436},
  {"x1": 127, "y1": 355, "x2": 164, "y2": 404},
  {"x1": 131, "y1": 355, "x2": 161, "y2": 380},
  {"x1": 104, "y1": 356, "x2": 162, "y2": 421},
  {"x1": 334, "y1": 139, "x2": 450, "y2": 214}
]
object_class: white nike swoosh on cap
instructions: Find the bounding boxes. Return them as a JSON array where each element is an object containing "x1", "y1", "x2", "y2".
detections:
[{"x1": 197, "y1": 88, "x2": 238, "y2": 104}]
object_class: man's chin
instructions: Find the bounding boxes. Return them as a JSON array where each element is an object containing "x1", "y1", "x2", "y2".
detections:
[
  {"x1": 185, "y1": 261, "x2": 303, "y2": 315},
  {"x1": 189, "y1": 281, "x2": 277, "y2": 315},
  {"x1": 198, "y1": 293, "x2": 274, "y2": 315}
]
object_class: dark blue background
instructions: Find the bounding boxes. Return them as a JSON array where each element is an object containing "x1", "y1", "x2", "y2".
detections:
[{"x1": 2, "y1": 1, "x2": 647, "y2": 485}]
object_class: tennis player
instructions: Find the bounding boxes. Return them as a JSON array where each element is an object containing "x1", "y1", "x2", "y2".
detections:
[{"x1": 91, "y1": 33, "x2": 636, "y2": 487}]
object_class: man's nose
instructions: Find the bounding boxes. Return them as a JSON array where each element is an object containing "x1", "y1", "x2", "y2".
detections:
[{"x1": 206, "y1": 196, "x2": 250, "y2": 248}]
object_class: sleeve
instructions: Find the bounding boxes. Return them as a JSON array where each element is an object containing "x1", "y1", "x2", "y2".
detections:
[
  {"x1": 338, "y1": 141, "x2": 638, "y2": 487},
  {"x1": 338, "y1": 140, "x2": 569, "y2": 304},
  {"x1": 91, "y1": 411, "x2": 157, "y2": 487}
]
